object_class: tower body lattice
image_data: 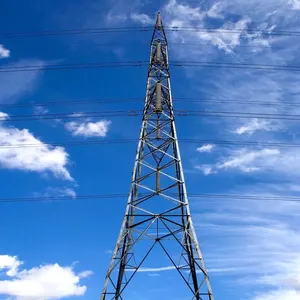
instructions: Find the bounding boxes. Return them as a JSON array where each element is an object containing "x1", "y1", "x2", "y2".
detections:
[{"x1": 100, "y1": 13, "x2": 213, "y2": 300}]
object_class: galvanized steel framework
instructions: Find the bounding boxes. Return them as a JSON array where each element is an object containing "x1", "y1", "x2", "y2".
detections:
[{"x1": 100, "y1": 12, "x2": 214, "y2": 300}]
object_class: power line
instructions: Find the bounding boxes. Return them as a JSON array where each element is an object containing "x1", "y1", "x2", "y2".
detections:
[
  {"x1": 165, "y1": 26, "x2": 300, "y2": 37},
  {"x1": 177, "y1": 110, "x2": 300, "y2": 121},
  {"x1": 0, "y1": 139, "x2": 137, "y2": 149},
  {"x1": 2, "y1": 60, "x2": 300, "y2": 73},
  {"x1": 0, "y1": 61, "x2": 148, "y2": 73},
  {"x1": 1, "y1": 192, "x2": 300, "y2": 204},
  {"x1": 0, "y1": 110, "x2": 142, "y2": 122},
  {"x1": 2, "y1": 97, "x2": 299, "y2": 109},
  {"x1": 3, "y1": 109, "x2": 300, "y2": 122},
  {"x1": 1, "y1": 138, "x2": 300, "y2": 149},
  {"x1": 171, "y1": 42, "x2": 278, "y2": 51},
  {"x1": 170, "y1": 61, "x2": 300, "y2": 72},
  {"x1": 2, "y1": 25, "x2": 300, "y2": 38},
  {"x1": 70, "y1": 41, "x2": 278, "y2": 51},
  {"x1": 0, "y1": 98, "x2": 143, "y2": 108},
  {"x1": 0, "y1": 26, "x2": 152, "y2": 38}
]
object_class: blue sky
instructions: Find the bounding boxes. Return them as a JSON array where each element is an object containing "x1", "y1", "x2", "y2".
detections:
[{"x1": 1, "y1": 0, "x2": 300, "y2": 299}]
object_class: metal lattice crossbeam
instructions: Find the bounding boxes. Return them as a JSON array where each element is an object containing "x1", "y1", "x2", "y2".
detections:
[{"x1": 100, "y1": 12, "x2": 214, "y2": 300}]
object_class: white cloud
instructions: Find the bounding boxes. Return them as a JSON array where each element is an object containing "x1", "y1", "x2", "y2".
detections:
[
  {"x1": 202, "y1": 17, "x2": 251, "y2": 52},
  {"x1": 202, "y1": 146, "x2": 300, "y2": 177},
  {"x1": 0, "y1": 45, "x2": 10, "y2": 58},
  {"x1": 217, "y1": 148, "x2": 280, "y2": 172},
  {"x1": 234, "y1": 119, "x2": 280, "y2": 135},
  {"x1": 0, "y1": 60, "x2": 44, "y2": 104},
  {"x1": 130, "y1": 13, "x2": 154, "y2": 25},
  {"x1": 65, "y1": 120, "x2": 111, "y2": 137},
  {"x1": 0, "y1": 255, "x2": 92, "y2": 299},
  {"x1": 291, "y1": 0, "x2": 300, "y2": 9},
  {"x1": 161, "y1": 1, "x2": 253, "y2": 53},
  {"x1": 0, "y1": 124, "x2": 72, "y2": 180},
  {"x1": 207, "y1": 0, "x2": 290, "y2": 19},
  {"x1": 0, "y1": 255, "x2": 22, "y2": 277},
  {"x1": 196, "y1": 144, "x2": 215, "y2": 153},
  {"x1": 0, "y1": 112, "x2": 9, "y2": 121}
]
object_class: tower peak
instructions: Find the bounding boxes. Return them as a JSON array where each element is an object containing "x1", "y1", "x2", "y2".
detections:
[{"x1": 156, "y1": 11, "x2": 162, "y2": 28}]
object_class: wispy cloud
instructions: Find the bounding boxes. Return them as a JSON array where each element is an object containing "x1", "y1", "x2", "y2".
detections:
[
  {"x1": 195, "y1": 165, "x2": 216, "y2": 176},
  {"x1": 233, "y1": 119, "x2": 282, "y2": 135},
  {"x1": 206, "y1": 2, "x2": 224, "y2": 19},
  {"x1": 196, "y1": 144, "x2": 215, "y2": 153},
  {"x1": 33, "y1": 105, "x2": 49, "y2": 116},
  {"x1": 193, "y1": 183, "x2": 300, "y2": 299},
  {"x1": 217, "y1": 148, "x2": 280, "y2": 172},
  {"x1": 0, "y1": 255, "x2": 92, "y2": 299},
  {"x1": 130, "y1": 13, "x2": 154, "y2": 25},
  {"x1": 65, "y1": 120, "x2": 111, "y2": 137},
  {"x1": 105, "y1": 0, "x2": 143, "y2": 25},
  {"x1": 0, "y1": 45, "x2": 10, "y2": 59},
  {"x1": 44, "y1": 187, "x2": 77, "y2": 198},
  {"x1": 196, "y1": 146, "x2": 300, "y2": 178},
  {"x1": 106, "y1": 12, "x2": 127, "y2": 24},
  {"x1": 0, "y1": 59, "x2": 44, "y2": 104}
]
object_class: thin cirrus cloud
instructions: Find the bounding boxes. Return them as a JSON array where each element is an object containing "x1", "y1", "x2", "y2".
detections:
[
  {"x1": 43, "y1": 187, "x2": 77, "y2": 198},
  {"x1": 130, "y1": 13, "x2": 154, "y2": 25},
  {"x1": 0, "y1": 59, "x2": 44, "y2": 104},
  {"x1": 0, "y1": 112, "x2": 73, "y2": 181},
  {"x1": 194, "y1": 183, "x2": 300, "y2": 300},
  {"x1": 65, "y1": 119, "x2": 111, "y2": 137},
  {"x1": 0, "y1": 254, "x2": 92, "y2": 299}
]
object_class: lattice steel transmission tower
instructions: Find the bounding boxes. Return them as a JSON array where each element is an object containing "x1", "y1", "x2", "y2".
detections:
[{"x1": 100, "y1": 12, "x2": 213, "y2": 300}]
